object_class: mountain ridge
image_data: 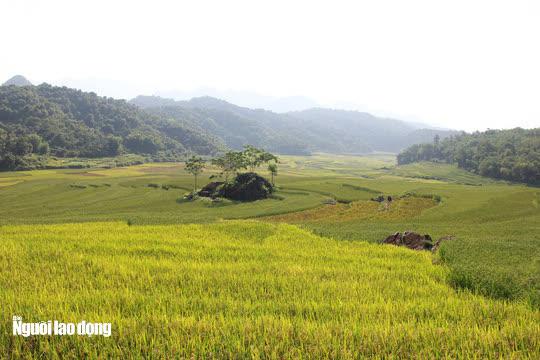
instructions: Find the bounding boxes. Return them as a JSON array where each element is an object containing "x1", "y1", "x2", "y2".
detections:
[
  {"x1": 2, "y1": 75, "x2": 33, "y2": 87},
  {"x1": 131, "y1": 95, "x2": 458, "y2": 154},
  {"x1": 0, "y1": 84, "x2": 223, "y2": 170}
]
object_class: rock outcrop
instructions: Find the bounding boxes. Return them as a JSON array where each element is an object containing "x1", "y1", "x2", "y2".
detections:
[
  {"x1": 381, "y1": 232, "x2": 453, "y2": 252},
  {"x1": 198, "y1": 181, "x2": 224, "y2": 198},
  {"x1": 198, "y1": 173, "x2": 274, "y2": 202}
]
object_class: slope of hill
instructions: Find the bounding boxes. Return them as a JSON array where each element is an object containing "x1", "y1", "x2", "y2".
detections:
[
  {"x1": 132, "y1": 95, "x2": 457, "y2": 155},
  {"x1": 134, "y1": 96, "x2": 312, "y2": 155},
  {"x1": 287, "y1": 108, "x2": 457, "y2": 153},
  {"x1": 397, "y1": 128, "x2": 540, "y2": 184},
  {"x1": 2, "y1": 75, "x2": 32, "y2": 86},
  {"x1": 0, "y1": 85, "x2": 222, "y2": 170}
]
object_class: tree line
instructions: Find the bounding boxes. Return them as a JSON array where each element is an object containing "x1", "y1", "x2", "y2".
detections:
[
  {"x1": 0, "y1": 84, "x2": 222, "y2": 170},
  {"x1": 185, "y1": 145, "x2": 278, "y2": 190},
  {"x1": 397, "y1": 128, "x2": 540, "y2": 185}
]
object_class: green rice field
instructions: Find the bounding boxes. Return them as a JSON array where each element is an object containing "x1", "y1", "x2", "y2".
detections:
[{"x1": 0, "y1": 154, "x2": 539, "y2": 357}]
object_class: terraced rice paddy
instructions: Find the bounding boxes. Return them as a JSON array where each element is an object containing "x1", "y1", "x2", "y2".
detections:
[{"x1": 0, "y1": 154, "x2": 539, "y2": 357}]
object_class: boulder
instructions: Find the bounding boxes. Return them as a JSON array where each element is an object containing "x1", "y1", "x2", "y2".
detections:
[
  {"x1": 382, "y1": 232, "x2": 454, "y2": 252},
  {"x1": 401, "y1": 231, "x2": 433, "y2": 250},
  {"x1": 382, "y1": 231, "x2": 433, "y2": 250},
  {"x1": 198, "y1": 181, "x2": 224, "y2": 198},
  {"x1": 383, "y1": 232, "x2": 402, "y2": 244},
  {"x1": 217, "y1": 172, "x2": 274, "y2": 202}
]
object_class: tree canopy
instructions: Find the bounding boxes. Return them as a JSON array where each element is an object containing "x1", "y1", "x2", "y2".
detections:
[
  {"x1": 0, "y1": 84, "x2": 222, "y2": 170},
  {"x1": 210, "y1": 146, "x2": 278, "y2": 181},
  {"x1": 397, "y1": 128, "x2": 540, "y2": 185}
]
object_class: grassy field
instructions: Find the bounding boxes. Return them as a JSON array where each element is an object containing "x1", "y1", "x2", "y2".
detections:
[
  {"x1": 1, "y1": 222, "x2": 539, "y2": 358},
  {"x1": 0, "y1": 153, "x2": 539, "y2": 356}
]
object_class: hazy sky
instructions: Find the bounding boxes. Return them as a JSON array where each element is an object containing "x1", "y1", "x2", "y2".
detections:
[{"x1": 1, "y1": 0, "x2": 539, "y2": 131}]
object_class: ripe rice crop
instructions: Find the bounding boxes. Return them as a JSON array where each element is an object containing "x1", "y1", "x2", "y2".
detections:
[{"x1": 1, "y1": 222, "x2": 538, "y2": 358}]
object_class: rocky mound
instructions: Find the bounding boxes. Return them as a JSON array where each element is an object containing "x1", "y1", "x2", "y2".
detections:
[
  {"x1": 198, "y1": 181, "x2": 224, "y2": 198},
  {"x1": 198, "y1": 173, "x2": 274, "y2": 202},
  {"x1": 381, "y1": 232, "x2": 454, "y2": 252}
]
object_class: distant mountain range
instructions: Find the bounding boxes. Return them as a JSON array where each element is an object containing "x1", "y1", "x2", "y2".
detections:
[
  {"x1": 157, "y1": 89, "x2": 321, "y2": 113},
  {"x1": 131, "y1": 95, "x2": 458, "y2": 154},
  {"x1": 0, "y1": 75, "x2": 458, "y2": 167}
]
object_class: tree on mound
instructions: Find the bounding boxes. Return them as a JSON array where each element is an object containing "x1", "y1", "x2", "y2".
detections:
[
  {"x1": 218, "y1": 172, "x2": 274, "y2": 201},
  {"x1": 198, "y1": 145, "x2": 278, "y2": 201},
  {"x1": 185, "y1": 155, "x2": 205, "y2": 190}
]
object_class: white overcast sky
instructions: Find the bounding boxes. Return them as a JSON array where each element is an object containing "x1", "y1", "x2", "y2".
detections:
[{"x1": 1, "y1": 0, "x2": 539, "y2": 131}]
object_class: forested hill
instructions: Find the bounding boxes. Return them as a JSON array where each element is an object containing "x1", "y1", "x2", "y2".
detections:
[
  {"x1": 397, "y1": 128, "x2": 540, "y2": 185},
  {"x1": 134, "y1": 96, "x2": 312, "y2": 155},
  {"x1": 286, "y1": 108, "x2": 457, "y2": 153},
  {"x1": 131, "y1": 95, "x2": 457, "y2": 154},
  {"x1": 0, "y1": 84, "x2": 223, "y2": 169}
]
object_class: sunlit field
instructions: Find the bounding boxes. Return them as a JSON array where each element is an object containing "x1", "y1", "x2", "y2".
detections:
[
  {"x1": 1, "y1": 222, "x2": 539, "y2": 358},
  {"x1": 0, "y1": 153, "x2": 539, "y2": 357}
]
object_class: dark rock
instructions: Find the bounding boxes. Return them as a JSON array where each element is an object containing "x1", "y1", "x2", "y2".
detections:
[
  {"x1": 401, "y1": 231, "x2": 433, "y2": 250},
  {"x1": 382, "y1": 232, "x2": 402, "y2": 245},
  {"x1": 218, "y1": 172, "x2": 273, "y2": 201},
  {"x1": 198, "y1": 181, "x2": 224, "y2": 198},
  {"x1": 382, "y1": 232, "x2": 454, "y2": 251},
  {"x1": 382, "y1": 231, "x2": 433, "y2": 250}
]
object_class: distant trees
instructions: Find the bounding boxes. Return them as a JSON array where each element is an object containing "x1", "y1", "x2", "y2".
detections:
[
  {"x1": 211, "y1": 151, "x2": 246, "y2": 181},
  {"x1": 125, "y1": 132, "x2": 163, "y2": 154},
  {"x1": 0, "y1": 130, "x2": 51, "y2": 170},
  {"x1": 185, "y1": 156, "x2": 206, "y2": 190},
  {"x1": 397, "y1": 128, "x2": 540, "y2": 185},
  {"x1": 268, "y1": 162, "x2": 278, "y2": 186},
  {"x1": 211, "y1": 146, "x2": 278, "y2": 181},
  {"x1": 0, "y1": 84, "x2": 221, "y2": 170},
  {"x1": 242, "y1": 145, "x2": 277, "y2": 172}
]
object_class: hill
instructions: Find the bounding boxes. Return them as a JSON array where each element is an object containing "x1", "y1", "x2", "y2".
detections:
[
  {"x1": 131, "y1": 95, "x2": 457, "y2": 154},
  {"x1": 287, "y1": 108, "x2": 457, "y2": 153},
  {"x1": 397, "y1": 128, "x2": 540, "y2": 184},
  {"x1": 2, "y1": 75, "x2": 32, "y2": 86},
  {"x1": 133, "y1": 96, "x2": 311, "y2": 155},
  {"x1": 0, "y1": 85, "x2": 223, "y2": 170}
]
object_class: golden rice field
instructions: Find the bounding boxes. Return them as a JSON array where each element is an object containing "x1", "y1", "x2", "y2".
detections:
[
  {"x1": 1, "y1": 222, "x2": 539, "y2": 358},
  {"x1": 266, "y1": 197, "x2": 438, "y2": 223}
]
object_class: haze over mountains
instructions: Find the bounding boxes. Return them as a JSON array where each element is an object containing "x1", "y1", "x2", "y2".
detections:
[
  {"x1": 2, "y1": 75, "x2": 33, "y2": 87},
  {"x1": 158, "y1": 88, "x2": 321, "y2": 113},
  {"x1": 131, "y1": 95, "x2": 457, "y2": 154},
  {"x1": 1, "y1": 75, "x2": 457, "y2": 163}
]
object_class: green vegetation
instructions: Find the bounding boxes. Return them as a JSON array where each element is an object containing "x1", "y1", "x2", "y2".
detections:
[
  {"x1": 1, "y1": 153, "x2": 539, "y2": 356},
  {"x1": 185, "y1": 155, "x2": 206, "y2": 190},
  {"x1": 1, "y1": 222, "x2": 538, "y2": 358},
  {"x1": 192, "y1": 146, "x2": 278, "y2": 202},
  {"x1": 0, "y1": 155, "x2": 538, "y2": 308},
  {"x1": 268, "y1": 162, "x2": 278, "y2": 185},
  {"x1": 1, "y1": 82, "x2": 458, "y2": 172},
  {"x1": 0, "y1": 84, "x2": 222, "y2": 170},
  {"x1": 398, "y1": 128, "x2": 540, "y2": 184},
  {"x1": 132, "y1": 95, "x2": 456, "y2": 154},
  {"x1": 210, "y1": 145, "x2": 277, "y2": 181}
]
